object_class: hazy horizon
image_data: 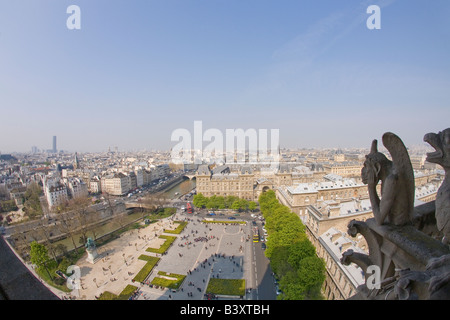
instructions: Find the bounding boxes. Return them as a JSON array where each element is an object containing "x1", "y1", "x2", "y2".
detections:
[{"x1": 1, "y1": 1, "x2": 449, "y2": 153}]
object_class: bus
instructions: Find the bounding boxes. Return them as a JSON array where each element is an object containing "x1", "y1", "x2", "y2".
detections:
[
  {"x1": 186, "y1": 202, "x2": 193, "y2": 214},
  {"x1": 253, "y1": 227, "x2": 259, "y2": 243}
]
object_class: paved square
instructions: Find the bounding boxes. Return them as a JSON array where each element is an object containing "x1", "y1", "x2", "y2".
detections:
[{"x1": 74, "y1": 211, "x2": 254, "y2": 300}]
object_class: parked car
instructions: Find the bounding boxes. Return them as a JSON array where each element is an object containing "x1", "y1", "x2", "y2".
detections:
[{"x1": 276, "y1": 285, "x2": 282, "y2": 295}]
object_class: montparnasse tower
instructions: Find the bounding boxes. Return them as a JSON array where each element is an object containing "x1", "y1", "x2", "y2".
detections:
[{"x1": 74, "y1": 152, "x2": 81, "y2": 169}]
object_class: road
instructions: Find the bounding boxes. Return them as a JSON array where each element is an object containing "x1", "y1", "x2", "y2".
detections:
[{"x1": 252, "y1": 220, "x2": 277, "y2": 300}]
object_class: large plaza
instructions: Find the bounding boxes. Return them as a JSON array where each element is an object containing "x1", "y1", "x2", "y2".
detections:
[{"x1": 73, "y1": 210, "x2": 256, "y2": 300}]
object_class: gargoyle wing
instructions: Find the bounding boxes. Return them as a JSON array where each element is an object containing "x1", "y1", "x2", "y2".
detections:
[{"x1": 382, "y1": 132, "x2": 415, "y2": 209}]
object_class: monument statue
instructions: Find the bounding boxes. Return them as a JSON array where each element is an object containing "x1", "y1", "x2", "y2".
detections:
[
  {"x1": 85, "y1": 237, "x2": 99, "y2": 264},
  {"x1": 341, "y1": 130, "x2": 450, "y2": 300}
]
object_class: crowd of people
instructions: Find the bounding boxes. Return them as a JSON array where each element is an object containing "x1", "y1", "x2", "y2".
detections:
[{"x1": 132, "y1": 212, "x2": 250, "y2": 300}]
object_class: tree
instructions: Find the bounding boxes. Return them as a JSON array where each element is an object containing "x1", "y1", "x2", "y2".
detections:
[
  {"x1": 296, "y1": 256, "x2": 326, "y2": 300},
  {"x1": 258, "y1": 187, "x2": 326, "y2": 300},
  {"x1": 57, "y1": 257, "x2": 71, "y2": 276},
  {"x1": 231, "y1": 200, "x2": 241, "y2": 211},
  {"x1": 248, "y1": 201, "x2": 257, "y2": 211},
  {"x1": 23, "y1": 182, "x2": 43, "y2": 218},
  {"x1": 278, "y1": 256, "x2": 325, "y2": 300},
  {"x1": 265, "y1": 227, "x2": 305, "y2": 259},
  {"x1": 239, "y1": 199, "x2": 249, "y2": 211},
  {"x1": 69, "y1": 196, "x2": 95, "y2": 244},
  {"x1": 34, "y1": 218, "x2": 59, "y2": 263},
  {"x1": 269, "y1": 246, "x2": 292, "y2": 277},
  {"x1": 259, "y1": 190, "x2": 280, "y2": 219},
  {"x1": 155, "y1": 193, "x2": 169, "y2": 208},
  {"x1": 278, "y1": 270, "x2": 307, "y2": 300},
  {"x1": 287, "y1": 239, "x2": 317, "y2": 270},
  {"x1": 224, "y1": 195, "x2": 239, "y2": 208},
  {"x1": 206, "y1": 195, "x2": 220, "y2": 209},
  {"x1": 0, "y1": 200, "x2": 18, "y2": 213},
  {"x1": 103, "y1": 193, "x2": 116, "y2": 216},
  {"x1": 193, "y1": 193, "x2": 207, "y2": 208},
  {"x1": 56, "y1": 212, "x2": 78, "y2": 251},
  {"x1": 29, "y1": 241, "x2": 52, "y2": 280},
  {"x1": 55, "y1": 243, "x2": 68, "y2": 257},
  {"x1": 215, "y1": 196, "x2": 225, "y2": 209}
]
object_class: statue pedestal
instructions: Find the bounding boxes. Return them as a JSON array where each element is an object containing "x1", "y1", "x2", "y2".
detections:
[{"x1": 86, "y1": 248, "x2": 99, "y2": 264}]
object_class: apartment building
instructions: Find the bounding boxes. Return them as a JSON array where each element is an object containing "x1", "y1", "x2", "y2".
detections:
[
  {"x1": 43, "y1": 178, "x2": 69, "y2": 209},
  {"x1": 101, "y1": 173, "x2": 131, "y2": 196}
]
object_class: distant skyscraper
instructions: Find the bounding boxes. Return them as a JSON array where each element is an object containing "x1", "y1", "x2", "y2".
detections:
[
  {"x1": 74, "y1": 152, "x2": 80, "y2": 169},
  {"x1": 53, "y1": 136, "x2": 57, "y2": 153}
]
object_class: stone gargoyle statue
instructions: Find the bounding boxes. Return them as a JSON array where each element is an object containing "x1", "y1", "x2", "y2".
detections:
[
  {"x1": 423, "y1": 128, "x2": 450, "y2": 245},
  {"x1": 361, "y1": 132, "x2": 415, "y2": 226},
  {"x1": 342, "y1": 129, "x2": 450, "y2": 300},
  {"x1": 394, "y1": 128, "x2": 450, "y2": 299}
]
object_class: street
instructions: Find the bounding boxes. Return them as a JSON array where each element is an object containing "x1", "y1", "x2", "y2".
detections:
[{"x1": 252, "y1": 220, "x2": 277, "y2": 300}]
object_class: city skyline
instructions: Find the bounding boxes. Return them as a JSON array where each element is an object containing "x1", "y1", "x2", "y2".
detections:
[
  {"x1": 1, "y1": 1, "x2": 449, "y2": 153},
  {"x1": 4, "y1": 132, "x2": 435, "y2": 156}
]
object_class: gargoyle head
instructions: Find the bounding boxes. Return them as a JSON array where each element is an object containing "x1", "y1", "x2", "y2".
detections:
[
  {"x1": 361, "y1": 139, "x2": 390, "y2": 184},
  {"x1": 423, "y1": 128, "x2": 450, "y2": 170}
]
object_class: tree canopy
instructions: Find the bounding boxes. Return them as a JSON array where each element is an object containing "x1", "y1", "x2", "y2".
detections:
[
  {"x1": 258, "y1": 190, "x2": 325, "y2": 300},
  {"x1": 192, "y1": 193, "x2": 257, "y2": 212},
  {"x1": 30, "y1": 241, "x2": 50, "y2": 273}
]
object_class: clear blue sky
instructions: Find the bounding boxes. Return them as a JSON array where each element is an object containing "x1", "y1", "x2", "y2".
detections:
[{"x1": 1, "y1": 0, "x2": 449, "y2": 153}]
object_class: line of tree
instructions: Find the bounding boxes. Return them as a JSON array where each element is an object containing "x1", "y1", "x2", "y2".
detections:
[
  {"x1": 22, "y1": 182, "x2": 44, "y2": 218},
  {"x1": 259, "y1": 190, "x2": 326, "y2": 300},
  {"x1": 0, "y1": 182, "x2": 43, "y2": 217},
  {"x1": 0, "y1": 199, "x2": 18, "y2": 213},
  {"x1": 192, "y1": 193, "x2": 257, "y2": 211}
]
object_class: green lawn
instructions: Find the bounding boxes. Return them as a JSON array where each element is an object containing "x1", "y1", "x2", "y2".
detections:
[
  {"x1": 206, "y1": 278, "x2": 246, "y2": 296},
  {"x1": 163, "y1": 221, "x2": 188, "y2": 234},
  {"x1": 132, "y1": 255, "x2": 160, "y2": 283},
  {"x1": 145, "y1": 235, "x2": 177, "y2": 254},
  {"x1": 151, "y1": 271, "x2": 186, "y2": 289},
  {"x1": 98, "y1": 284, "x2": 138, "y2": 300}
]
